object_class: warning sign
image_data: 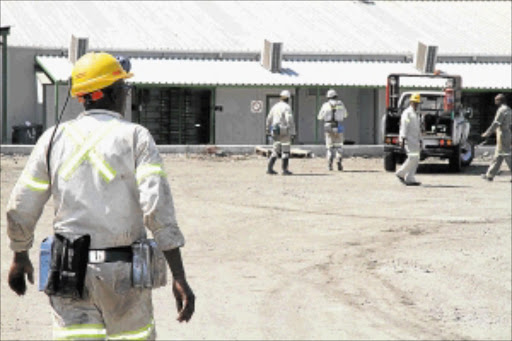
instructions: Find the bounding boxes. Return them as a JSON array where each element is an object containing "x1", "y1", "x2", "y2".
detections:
[{"x1": 251, "y1": 100, "x2": 263, "y2": 113}]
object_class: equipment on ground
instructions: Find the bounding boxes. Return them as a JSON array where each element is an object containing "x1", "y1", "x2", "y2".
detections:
[{"x1": 383, "y1": 73, "x2": 475, "y2": 172}]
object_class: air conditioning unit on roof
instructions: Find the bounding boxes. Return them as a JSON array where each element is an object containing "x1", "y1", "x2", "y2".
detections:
[
  {"x1": 261, "y1": 39, "x2": 282, "y2": 73},
  {"x1": 415, "y1": 41, "x2": 438, "y2": 74},
  {"x1": 69, "y1": 34, "x2": 89, "y2": 64}
]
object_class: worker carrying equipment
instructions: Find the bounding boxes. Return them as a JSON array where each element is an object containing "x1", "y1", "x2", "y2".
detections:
[
  {"x1": 395, "y1": 92, "x2": 422, "y2": 186},
  {"x1": 6, "y1": 51, "x2": 195, "y2": 341},
  {"x1": 318, "y1": 88, "x2": 348, "y2": 171},
  {"x1": 266, "y1": 90, "x2": 296, "y2": 175},
  {"x1": 481, "y1": 93, "x2": 512, "y2": 181}
]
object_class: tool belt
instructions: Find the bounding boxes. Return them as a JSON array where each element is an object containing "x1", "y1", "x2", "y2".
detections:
[
  {"x1": 271, "y1": 124, "x2": 290, "y2": 137},
  {"x1": 40, "y1": 236, "x2": 167, "y2": 298},
  {"x1": 88, "y1": 246, "x2": 132, "y2": 263},
  {"x1": 324, "y1": 121, "x2": 344, "y2": 133}
]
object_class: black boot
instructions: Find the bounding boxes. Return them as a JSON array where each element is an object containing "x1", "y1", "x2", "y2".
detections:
[
  {"x1": 337, "y1": 161, "x2": 343, "y2": 171},
  {"x1": 282, "y1": 157, "x2": 292, "y2": 175},
  {"x1": 267, "y1": 156, "x2": 278, "y2": 175},
  {"x1": 328, "y1": 159, "x2": 333, "y2": 171}
]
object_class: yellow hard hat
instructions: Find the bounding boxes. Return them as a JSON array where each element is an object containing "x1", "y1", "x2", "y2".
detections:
[
  {"x1": 71, "y1": 52, "x2": 133, "y2": 97},
  {"x1": 410, "y1": 93, "x2": 421, "y2": 103}
]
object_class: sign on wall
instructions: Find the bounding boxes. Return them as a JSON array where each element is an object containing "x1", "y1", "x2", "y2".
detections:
[{"x1": 250, "y1": 100, "x2": 263, "y2": 113}]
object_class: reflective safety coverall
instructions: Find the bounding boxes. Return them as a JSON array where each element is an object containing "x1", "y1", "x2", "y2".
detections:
[
  {"x1": 483, "y1": 104, "x2": 512, "y2": 178},
  {"x1": 266, "y1": 101, "x2": 296, "y2": 159},
  {"x1": 318, "y1": 100, "x2": 348, "y2": 168},
  {"x1": 396, "y1": 105, "x2": 422, "y2": 183},
  {"x1": 6, "y1": 109, "x2": 185, "y2": 340}
]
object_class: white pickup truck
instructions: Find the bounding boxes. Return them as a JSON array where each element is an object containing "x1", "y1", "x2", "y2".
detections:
[{"x1": 383, "y1": 73, "x2": 474, "y2": 172}]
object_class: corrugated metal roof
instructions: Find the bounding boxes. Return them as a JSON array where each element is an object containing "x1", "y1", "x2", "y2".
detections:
[
  {"x1": 36, "y1": 56, "x2": 512, "y2": 90},
  {"x1": 2, "y1": 1, "x2": 511, "y2": 56}
]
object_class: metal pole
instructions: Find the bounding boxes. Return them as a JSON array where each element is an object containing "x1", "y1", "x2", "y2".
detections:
[
  {"x1": 1, "y1": 28, "x2": 10, "y2": 143},
  {"x1": 54, "y1": 83, "x2": 59, "y2": 125},
  {"x1": 295, "y1": 86, "x2": 299, "y2": 143},
  {"x1": 210, "y1": 88, "x2": 216, "y2": 144},
  {"x1": 315, "y1": 87, "x2": 319, "y2": 144}
]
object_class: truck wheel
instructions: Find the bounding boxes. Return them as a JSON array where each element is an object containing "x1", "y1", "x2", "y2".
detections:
[
  {"x1": 460, "y1": 140, "x2": 474, "y2": 167},
  {"x1": 449, "y1": 145, "x2": 462, "y2": 172},
  {"x1": 384, "y1": 152, "x2": 396, "y2": 172}
]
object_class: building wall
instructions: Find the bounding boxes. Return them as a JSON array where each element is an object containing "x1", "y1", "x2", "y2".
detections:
[
  {"x1": 1, "y1": 47, "x2": 63, "y2": 142},
  {"x1": 215, "y1": 87, "x2": 293, "y2": 145},
  {"x1": 3, "y1": 46, "x2": 502, "y2": 145},
  {"x1": 214, "y1": 86, "x2": 380, "y2": 145}
]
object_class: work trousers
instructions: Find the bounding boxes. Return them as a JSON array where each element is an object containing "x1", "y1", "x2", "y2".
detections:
[
  {"x1": 396, "y1": 146, "x2": 420, "y2": 183},
  {"x1": 325, "y1": 132, "x2": 343, "y2": 164},
  {"x1": 50, "y1": 262, "x2": 156, "y2": 340},
  {"x1": 486, "y1": 131, "x2": 511, "y2": 179},
  {"x1": 271, "y1": 134, "x2": 292, "y2": 159}
]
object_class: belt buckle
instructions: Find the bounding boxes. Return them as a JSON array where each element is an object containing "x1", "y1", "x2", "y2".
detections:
[{"x1": 89, "y1": 250, "x2": 106, "y2": 263}]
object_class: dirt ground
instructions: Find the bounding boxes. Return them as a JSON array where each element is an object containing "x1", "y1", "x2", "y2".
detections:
[{"x1": 1, "y1": 153, "x2": 511, "y2": 340}]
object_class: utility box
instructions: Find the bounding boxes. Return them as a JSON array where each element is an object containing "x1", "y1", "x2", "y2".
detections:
[
  {"x1": 12, "y1": 123, "x2": 43, "y2": 144},
  {"x1": 261, "y1": 39, "x2": 283, "y2": 73},
  {"x1": 415, "y1": 41, "x2": 438, "y2": 74}
]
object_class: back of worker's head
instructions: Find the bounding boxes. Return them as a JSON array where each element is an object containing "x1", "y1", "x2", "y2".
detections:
[
  {"x1": 326, "y1": 89, "x2": 338, "y2": 99},
  {"x1": 280, "y1": 90, "x2": 291, "y2": 103},
  {"x1": 495, "y1": 93, "x2": 506, "y2": 106},
  {"x1": 71, "y1": 52, "x2": 133, "y2": 114}
]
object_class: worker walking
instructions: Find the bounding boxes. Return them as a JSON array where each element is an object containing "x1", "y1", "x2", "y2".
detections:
[
  {"x1": 317, "y1": 89, "x2": 348, "y2": 171},
  {"x1": 396, "y1": 93, "x2": 422, "y2": 186},
  {"x1": 6, "y1": 52, "x2": 194, "y2": 340},
  {"x1": 481, "y1": 93, "x2": 512, "y2": 181},
  {"x1": 266, "y1": 90, "x2": 296, "y2": 175}
]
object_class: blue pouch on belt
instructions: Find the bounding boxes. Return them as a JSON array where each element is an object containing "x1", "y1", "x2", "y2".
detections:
[
  {"x1": 337, "y1": 123, "x2": 344, "y2": 133},
  {"x1": 39, "y1": 236, "x2": 54, "y2": 291}
]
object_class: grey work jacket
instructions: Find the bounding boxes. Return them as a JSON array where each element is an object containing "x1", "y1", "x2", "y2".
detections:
[
  {"x1": 399, "y1": 105, "x2": 422, "y2": 154},
  {"x1": 484, "y1": 104, "x2": 512, "y2": 155},
  {"x1": 266, "y1": 101, "x2": 296, "y2": 136},
  {"x1": 6, "y1": 110, "x2": 185, "y2": 252}
]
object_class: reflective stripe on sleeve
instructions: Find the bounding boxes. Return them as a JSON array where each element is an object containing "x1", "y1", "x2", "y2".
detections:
[
  {"x1": 22, "y1": 174, "x2": 49, "y2": 192},
  {"x1": 108, "y1": 319, "x2": 154, "y2": 340},
  {"x1": 53, "y1": 324, "x2": 106, "y2": 340},
  {"x1": 408, "y1": 152, "x2": 420, "y2": 157},
  {"x1": 136, "y1": 164, "x2": 166, "y2": 184}
]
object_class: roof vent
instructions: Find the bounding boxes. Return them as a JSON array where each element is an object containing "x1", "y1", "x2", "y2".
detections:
[
  {"x1": 261, "y1": 39, "x2": 282, "y2": 73},
  {"x1": 415, "y1": 41, "x2": 438, "y2": 74},
  {"x1": 69, "y1": 34, "x2": 89, "y2": 64}
]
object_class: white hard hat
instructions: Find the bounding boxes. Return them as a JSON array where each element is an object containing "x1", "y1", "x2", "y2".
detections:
[
  {"x1": 327, "y1": 89, "x2": 337, "y2": 98},
  {"x1": 280, "y1": 90, "x2": 291, "y2": 98}
]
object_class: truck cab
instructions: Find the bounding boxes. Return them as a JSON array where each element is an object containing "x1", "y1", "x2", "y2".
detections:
[{"x1": 383, "y1": 73, "x2": 474, "y2": 172}]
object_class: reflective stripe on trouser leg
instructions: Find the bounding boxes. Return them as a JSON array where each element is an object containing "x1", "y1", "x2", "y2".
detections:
[
  {"x1": 53, "y1": 324, "x2": 107, "y2": 340},
  {"x1": 50, "y1": 295, "x2": 106, "y2": 341},
  {"x1": 108, "y1": 319, "x2": 155, "y2": 340}
]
